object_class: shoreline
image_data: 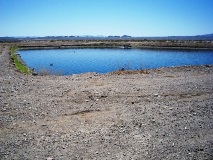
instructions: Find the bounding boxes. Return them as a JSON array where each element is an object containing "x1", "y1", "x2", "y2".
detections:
[{"x1": 18, "y1": 45, "x2": 213, "y2": 51}]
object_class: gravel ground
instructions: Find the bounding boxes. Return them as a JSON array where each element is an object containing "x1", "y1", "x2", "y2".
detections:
[{"x1": 0, "y1": 45, "x2": 213, "y2": 159}]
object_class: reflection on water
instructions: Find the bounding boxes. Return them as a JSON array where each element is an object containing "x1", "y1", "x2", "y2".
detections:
[{"x1": 18, "y1": 48, "x2": 213, "y2": 75}]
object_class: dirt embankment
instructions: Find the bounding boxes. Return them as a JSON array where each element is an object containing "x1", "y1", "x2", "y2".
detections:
[
  {"x1": 2, "y1": 40, "x2": 213, "y2": 50},
  {"x1": 0, "y1": 45, "x2": 213, "y2": 159}
]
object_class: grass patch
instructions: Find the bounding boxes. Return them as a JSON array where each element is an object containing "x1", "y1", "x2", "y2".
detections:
[{"x1": 10, "y1": 46, "x2": 30, "y2": 74}]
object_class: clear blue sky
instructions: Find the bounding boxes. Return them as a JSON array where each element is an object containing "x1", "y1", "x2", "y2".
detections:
[{"x1": 0, "y1": 0, "x2": 213, "y2": 37}]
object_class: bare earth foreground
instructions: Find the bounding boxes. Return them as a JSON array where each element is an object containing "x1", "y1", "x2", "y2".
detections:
[{"x1": 0, "y1": 45, "x2": 213, "y2": 160}]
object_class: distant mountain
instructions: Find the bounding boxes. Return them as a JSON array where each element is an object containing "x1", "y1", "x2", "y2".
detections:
[
  {"x1": 197, "y1": 33, "x2": 213, "y2": 37},
  {"x1": 166, "y1": 33, "x2": 213, "y2": 41},
  {"x1": 0, "y1": 33, "x2": 213, "y2": 42},
  {"x1": 0, "y1": 37, "x2": 20, "y2": 42}
]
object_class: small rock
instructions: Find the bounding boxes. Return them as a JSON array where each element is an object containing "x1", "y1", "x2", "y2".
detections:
[
  {"x1": 154, "y1": 94, "x2": 158, "y2": 97},
  {"x1": 32, "y1": 72, "x2": 38, "y2": 76},
  {"x1": 2, "y1": 108, "x2": 7, "y2": 111}
]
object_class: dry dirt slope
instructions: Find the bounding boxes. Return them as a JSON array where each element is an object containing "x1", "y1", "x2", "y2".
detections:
[{"x1": 0, "y1": 45, "x2": 213, "y2": 159}]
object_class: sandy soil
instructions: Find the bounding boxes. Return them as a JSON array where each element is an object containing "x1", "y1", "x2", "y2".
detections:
[{"x1": 0, "y1": 45, "x2": 213, "y2": 159}]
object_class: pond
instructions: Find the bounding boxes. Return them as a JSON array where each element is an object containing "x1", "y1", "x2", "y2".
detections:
[{"x1": 18, "y1": 48, "x2": 213, "y2": 75}]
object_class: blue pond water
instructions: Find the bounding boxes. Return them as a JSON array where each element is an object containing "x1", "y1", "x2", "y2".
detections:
[{"x1": 18, "y1": 48, "x2": 213, "y2": 75}]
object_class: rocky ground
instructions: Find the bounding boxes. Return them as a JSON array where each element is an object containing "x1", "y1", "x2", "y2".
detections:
[{"x1": 0, "y1": 45, "x2": 213, "y2": 159}]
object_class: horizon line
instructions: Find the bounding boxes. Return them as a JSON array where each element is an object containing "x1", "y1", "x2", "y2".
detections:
[{"x1": 1, "y1": 33, "x2": 213, "y2": 38}]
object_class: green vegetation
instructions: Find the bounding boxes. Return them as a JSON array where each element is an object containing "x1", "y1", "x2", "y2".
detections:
[{"x1": 10, "y1": 46, "x2": 30, "y2": 74}]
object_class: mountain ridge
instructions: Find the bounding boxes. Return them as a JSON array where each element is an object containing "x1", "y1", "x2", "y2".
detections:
[{"x1": 1, "y1": 33, "x2": 213, "y2": 42}]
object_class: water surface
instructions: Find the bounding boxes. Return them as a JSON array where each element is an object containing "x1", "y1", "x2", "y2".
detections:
[{"x1": 18, "y1": 48, "x2": 213, "y2": 75}]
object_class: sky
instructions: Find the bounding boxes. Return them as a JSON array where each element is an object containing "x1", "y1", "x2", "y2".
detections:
[{"x1": 0, "y1": 0, "x2": 213, "y2": 37}]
